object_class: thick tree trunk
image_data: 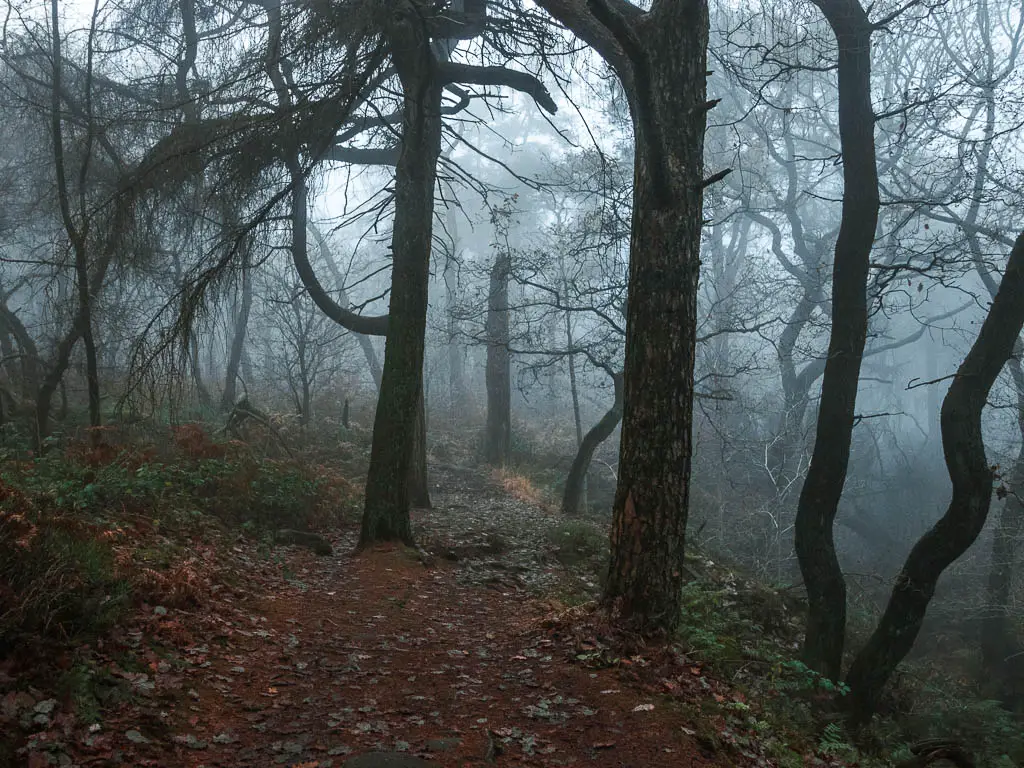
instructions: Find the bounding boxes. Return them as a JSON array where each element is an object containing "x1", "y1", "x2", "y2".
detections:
[
  {"x1": 222, "y1": 258, "x2": 252, "y2": 410},
  {"x1": 533, "y1": 0, "x2": 710, "y2": 634},
  {"x1": 601, "y1": 3, "x2": 708, "y2": 636},
  {"x1": 565, "y1": 312, "x2": 587, "y2": 508},
  {"x1": 408, "y1": 391, "x2": 432, "y2": 508},
  {"x1": 484, "y1": 250, "x2": 511, "y2": 465},
  {"x1": 843, "y1": 232, "x2": 1024, "y2": 722},
  {"x1": 563, "y1": 371, "x2": 623, "y2": 516},
  {"x1": 793, "y1": 0, "x2": 879, "y2": 680},
  {"x1": 360, "y1": 9, "x2": 442, "y2": 546}
]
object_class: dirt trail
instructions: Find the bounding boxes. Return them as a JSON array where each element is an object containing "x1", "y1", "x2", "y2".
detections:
[{"x1": 64, "y1": 469, "x2": 729, "y2": 768}]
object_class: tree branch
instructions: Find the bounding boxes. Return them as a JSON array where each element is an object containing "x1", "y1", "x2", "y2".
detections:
[{"x1": 438, "y1": 62, "x2": 558, "y2": 114}]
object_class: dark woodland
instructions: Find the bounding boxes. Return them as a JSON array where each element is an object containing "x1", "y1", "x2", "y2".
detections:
[{"x1": 0, "y1": 0, "x2": 1023, "y2": 765}]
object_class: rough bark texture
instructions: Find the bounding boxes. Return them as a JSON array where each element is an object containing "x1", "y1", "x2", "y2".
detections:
[
  {"x1": 533, "y1": 0, "x2": 709, "y2": 634},
  {"x1": 484, "y1": 250, "x2": 511, "y2": 466},
  {"x1": 602, "y1": 10, "x2": 707, "y2": 634},
  {"x1": 563, "y1": 372, "x2": 623, "y2": 516},
  {"x1": 360, "y1": 6, "x2": 442, "y2": 546},
  {"x1": 793, "y1": 0, "x2": 878, "y2": 680},
  {"x1": 843, "y1": 232, "x2": 1024, "y2": 722},
  {"x1": 407, "y1": 391, "x2": 432, "y2": 508}
]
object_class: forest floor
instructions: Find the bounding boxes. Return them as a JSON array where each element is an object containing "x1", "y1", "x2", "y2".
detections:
[{"x1": 6, "y1": 465, "x2": 815, "y2": 768}]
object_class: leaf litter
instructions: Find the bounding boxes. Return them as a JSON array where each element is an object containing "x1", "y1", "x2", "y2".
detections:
[{"x1": 6, "y1": 465, "x2": 782, "y2": 767}]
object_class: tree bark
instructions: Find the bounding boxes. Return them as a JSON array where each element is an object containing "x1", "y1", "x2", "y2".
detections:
[
  {"x1": 360, "y1": 5, "x2": 442, "y2": 546},
  {"x1": 563, "y1": 371, "x2": 623, "y2": 516},
  {"x1": 793, "y1": 0, "x2": 879, "y2": 679},
  {"x1": 408, "y1": 391, "x2": 432, "y2": 508},
  {"x1": 484, "y1": 249, "x2": 511, "y2": 465},
  {"x1": 843, "y1": 232, "x2": 1024, "y2": 722},
  {"x1": 534, "y1": 0, "x2": 710, "y2": 635}
]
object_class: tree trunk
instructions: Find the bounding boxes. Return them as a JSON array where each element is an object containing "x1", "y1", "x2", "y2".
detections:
[
  {"x1": 843, "y1": 232, "x2": 1024, "y2": 722},
  {"x1": 360, "y1": 8, "x2": 442, "y2": 546},
  {"x1": 408, "y1": 391, "x2": 432, "y2": 508},
  {"x1": 563, "y1": 371, "x2": 623, "y2": 516},
  {"x1": 596, "y1": 4, "x2": 711, "y2": 636},
  {"x1": 534, "y1": 0, "x2": 710, "y2": 634},
  {"x1": 793, "y1": 0, "x2": 879, "y2": 680},
  {"x1": 222, "y1": 257, "x2": 252, "y2": 410},
  {"x1": 484, "y1": 250, "x2": 511, "y2": 465},
  {"x1": 34, "y1": 252, "x2": 115, "y2": 447}
]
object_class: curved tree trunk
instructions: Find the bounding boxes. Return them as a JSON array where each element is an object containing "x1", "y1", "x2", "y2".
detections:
[
  {"x1": 34, "y1": 248, "x2": 116, "y2": 447},
  {"x1": 563, "y1": 371, "x2": 623, "y2": 516},
  {"x1": 844, "y1": 232, "x2": 1024, "y2": 722},
  {"x1": 360, "y1": 8, "x2": 442, "y2": 546},
  {"x1": 565, "y1": 310, "x2": 587, "y2": 508},
  {"x1": 793, "y1": 0, "x2": 879, "y2": 680}
]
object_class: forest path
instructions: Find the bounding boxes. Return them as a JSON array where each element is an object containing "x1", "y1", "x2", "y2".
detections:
[{"x1": 64, "y1": 468, "x2": 725, "y2": 768}]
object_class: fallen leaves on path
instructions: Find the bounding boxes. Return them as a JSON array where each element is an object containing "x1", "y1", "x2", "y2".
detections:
[{"x1": 8, "y1": 467, "x2": 771, "y2": 767}]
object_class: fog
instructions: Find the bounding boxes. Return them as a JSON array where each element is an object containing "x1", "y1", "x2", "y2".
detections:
[{"x1": 0, "y1": 0, "x2": 1022, "y2": 755}]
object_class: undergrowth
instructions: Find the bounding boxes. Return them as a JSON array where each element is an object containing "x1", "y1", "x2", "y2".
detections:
[
  {"x1": 0, "y1": 424, "x2": 359, "y2": 653},
  {"x1": 672, "y1": 561, "x2": 1024, "y2": 768}
]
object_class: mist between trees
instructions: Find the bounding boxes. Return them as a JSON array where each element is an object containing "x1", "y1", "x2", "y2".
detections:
[{"x1": 1, "y1": 0, "x2": 1023, "y2": 738}]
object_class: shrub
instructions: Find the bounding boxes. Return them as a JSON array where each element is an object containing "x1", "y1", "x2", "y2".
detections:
[
  {"x1": 0, "y1": 425, "x2": 361, "y2": 652},
  {"x1": 0, "y1": 490, "x2": 129, "y2": 651}
]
